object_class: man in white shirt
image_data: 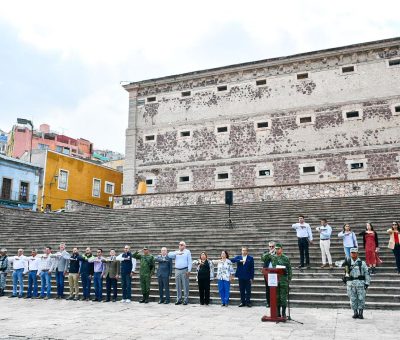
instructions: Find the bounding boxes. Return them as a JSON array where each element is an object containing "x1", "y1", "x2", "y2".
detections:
[
  {"x1": 316, "y1": 219, "x2": 333, "y2": 268},
  {"x1": 26, "y1": 249, "x2": 40, "y2": 299},
  {"x1": 291, "y1": 215, "x2": 313, "y2": 269},
  {"x1": 8, "y1": 248, "x2": 28, "y2": 298},
  {"x1": 38, "y1": 246, "x2": 55, "y2": 300}
]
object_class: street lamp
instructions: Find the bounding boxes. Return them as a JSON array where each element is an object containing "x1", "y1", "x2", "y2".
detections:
[{"x1": 17, "y1": 118, "x2": 34, "y2": 162}]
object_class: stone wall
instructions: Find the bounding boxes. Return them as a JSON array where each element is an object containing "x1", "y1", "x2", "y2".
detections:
[
  {"x1": 114, "y1": 178, "x2": 400, "y2": 209},
  {"x1": 123, "y1": 38, "x2": 400, "y2": 195},
  {"x1": 64, "y1": 200, "x2": 110, "y2": 212}
]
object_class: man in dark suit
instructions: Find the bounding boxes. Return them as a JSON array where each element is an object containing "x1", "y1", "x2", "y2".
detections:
[
  {"x1": 103, "y1": 249, "x2": 120, "y2": 302},
  {"x1": 155, "y1": 247, "x2": 173, "y2": 304},
  {"x1": 231, "y1": 247, "x2": 254, "y2": 307}
]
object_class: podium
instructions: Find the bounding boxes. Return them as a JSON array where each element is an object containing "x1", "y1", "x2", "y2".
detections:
[{"x1": 261, "y1": 268, "x2": 287, "y2": 322}]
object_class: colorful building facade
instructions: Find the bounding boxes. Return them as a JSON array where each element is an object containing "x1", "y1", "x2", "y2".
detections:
[
  {"x1": 0, "y1": 154, "x2": 41, "y2": 211},
  {"x1": 7, "y1": 123, "x2": 93, "y2": 160},
  {"x1": 32, "y1": 150, "x2": 122, "y2": 211}
]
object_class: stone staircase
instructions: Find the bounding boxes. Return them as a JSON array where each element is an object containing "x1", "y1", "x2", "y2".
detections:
[{"x1": 1, "y1": 194, "x2": 400, "y2": 309}]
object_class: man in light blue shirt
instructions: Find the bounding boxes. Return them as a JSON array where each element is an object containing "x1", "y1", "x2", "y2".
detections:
[
  {"x1": 168, "y1": 241, "x2": 192, "y2": 305},
  {"x1": 316, "y1": 219, "x2": 333, "y2": 268},
  {"x1": 291, "y1": 215, "x2": 313, "y2": 269}
]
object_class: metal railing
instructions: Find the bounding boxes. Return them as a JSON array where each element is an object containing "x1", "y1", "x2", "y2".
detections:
[{"x1": 0, "y1": 190, "x2": 37, "y2": 203}]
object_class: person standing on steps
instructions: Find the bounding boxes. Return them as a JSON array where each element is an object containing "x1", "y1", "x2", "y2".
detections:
[
  {"x1": 316, "y1": 219, "x2": 333, "y2": 269},
  {"x1": 26, "y1": 249, "x2": 40, "y2": 299},
  {"x1": 0, "y1": 248, "x2": 9, "y2": 297},
  {"x1": 38, "y1": 246, "x2": 54, "y2": 300},
  {"x1": 8, "y1": 248, "x2": 28, "y2": 298},
  {"x1": 212, "y1": 250, "x2": 234, "y2": 307},
  {"x1": 343, "y1": 248, "x2": 370, "y2": 319},
  {"x1": 155, "y1": 247, "x2": 172, "y2": 304},
  {"x1": 358, "y1": 223, "x2": 380, "y2": 275},
  {"x1": 291, "y1": 215, "x2": 313, "y2": 269},
  {"x1": 338, "y1": 224, "x2": 358, "y2": 259},
  {"x1": 50, "y1": 242, "x2": 70, "y2": 299},
  {"x1": 387, "y1": 221, "x2": 400, "y2": 274},
  {"x1": 262, "y1": 243, "x2": 292, "y2": 318},
  {"x1": 89, "y1": 249, "x2": 106, "y2": 302},
  {"x1": 168, "y1": 241, "x2": 192, "y2": 305},
  {"x1": 78, "y1": 247, "x2": 95, "y2": 301},
  {"x1": 133, "y1": 246, "x2": 155, "y2": 303},
  {"x1": 261, "y1": 241, "x2": 276, "y2": 307},
  {"x1": 231, "y1": 246, "x2": 254, "y2": 307},
  {"x1": 193, "y1": 251, "x2": 214, "y2": 306},
  {"x1": 116, "y1": 245, "x2": 137, "y2": 303},
  {"x1": 103, "y1": 249, "x2": 120, "y2": 302},
  {"x1": 67, "y1": 247, "x2": 80, "y2": 301}
]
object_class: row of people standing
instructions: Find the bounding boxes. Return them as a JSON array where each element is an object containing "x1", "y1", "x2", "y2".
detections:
[{"x1": 292, "y1": 215, "x2": 400, "y2": 274}]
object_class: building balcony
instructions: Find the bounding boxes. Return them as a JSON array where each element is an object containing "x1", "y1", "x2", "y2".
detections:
[{"x1": 0, "y1": 190, "x2": 37, "y2": 210}]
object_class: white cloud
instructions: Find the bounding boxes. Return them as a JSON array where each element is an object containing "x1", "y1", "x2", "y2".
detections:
[{"x1": 0, "y1": 0, "x2": 399, "y2": 152}]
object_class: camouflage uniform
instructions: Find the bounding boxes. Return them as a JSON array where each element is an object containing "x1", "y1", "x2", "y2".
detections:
[
  {"x1": 345, "y1": 257, "x2": 370, "y2": 313},
  {"x1": 261, "y1": 252, "x2": 292, "y2": 308},
  {"x1": 133, "y1": 252, "x2": 155, "y2": 302}
]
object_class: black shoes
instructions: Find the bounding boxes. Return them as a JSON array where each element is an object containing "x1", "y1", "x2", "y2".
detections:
[
  {"x1": 238, "y1": 303, "x2": 246, "y2": 307},
  {"x1": 247, "y1": 303, "x2": 252, "y2": 308},
  {"x1": 183, "y1": 301, "x2": 188, "y2": 305},
  {"x1": 175, "y1": 301, "x2": 182, "y2": 305},
  {"x1": 358, "y1": 309, "x2": 364, "y2": 319},
  {"x1": 158, "y1": 300, "x2": 164, "y2": 304},
  {"x1": 352, "y1": 310, "x2": 359, "y2": 319}
]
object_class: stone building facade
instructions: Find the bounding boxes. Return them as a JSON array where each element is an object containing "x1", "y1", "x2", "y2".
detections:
[{"x1": 119, "y1": 37, "x2": 400, "y2": 207}]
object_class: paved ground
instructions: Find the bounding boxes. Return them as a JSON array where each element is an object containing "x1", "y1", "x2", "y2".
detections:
[{"x1": 0, "y1": 298, "x2": 398, "y2": 340}]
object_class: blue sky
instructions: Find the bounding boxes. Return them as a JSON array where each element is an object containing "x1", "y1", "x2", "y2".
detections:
[{"x1": 0, "y1": 0, "x2": 399, "y2": 153}]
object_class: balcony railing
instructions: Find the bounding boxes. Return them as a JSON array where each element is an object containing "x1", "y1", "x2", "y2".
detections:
[{"x1": 0, "y1": 190, "x2": 37, "y2": 203}]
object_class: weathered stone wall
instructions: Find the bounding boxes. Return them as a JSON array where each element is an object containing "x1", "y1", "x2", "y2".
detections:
[
  {"x1": 123, "y1": 38, "x2": 400, "y2": 195},
  {"x1": 64, "y1": 200, "x2": 110, "y2": 212},
  {"x1": 114, "y1": 178, "x2": 400, "y2": 209}
]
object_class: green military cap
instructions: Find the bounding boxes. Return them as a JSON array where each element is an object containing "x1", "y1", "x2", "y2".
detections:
[
  {"x1": 275, "y1": 243, "x2": 282, "y2": 249},
  {"x1": 350, "y1": 247, "x2": 358, "y2": 253}
]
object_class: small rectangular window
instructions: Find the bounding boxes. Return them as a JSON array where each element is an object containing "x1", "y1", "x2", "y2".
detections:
[
  {"x1": 217, "y1": 85, "x2": 227, "y2": 92},
  {"x1": 259, "y1": 169, "x2": 271, "y2": 177},
  {"x1": 92, "y1": 179, "x2": 101, "y2": 197},
  {"x1": 137, "y1": 99, "x2": 145, "y2": 106},
  {"x1": 19, "y1": 181, "x2": 29, "y2": 202},
  {"x1": 389, "y1": 59, "x2": 400, "y2": 67},
  {"x1": 180, "y1": 131, "x2": 191, "y2": 137},
  {"x1": 350, "y1": 162, "x2": 364, "y2": 170},
  {"x1": 147, "y1": 96, "x2": 156, "y2": 103},
  {"x1": 217, "y1": 173, "x2": 229, "y2": 180},
  {"x1": 105, "y1": 182, "x2": 115, "y2": 194},
  {"x1": 342, "y1": 66, "x2": 355, "y2": 73},
  {"x1": 256, "y1": 79, "x2": 266, "y2": 86},
  {"x1": 181, "y1": 91, "x2": 191, "y2": 97},
  {"x1": 257, "y1": 122, "x2": 269, "y2": 129},
  {"x1": 303, "y1": 166, "x2": 316, "y2": 173},
  {"x1": 179, "y1": 176, "x2": 190, "y2": 182},
  {"x1": 145, "y1": 135, "x2": 155, "y2": 141},
  {"x1": 395, "y1": 106, "x2": 400, "y2": 113},
  {"x1": 58, "y1": 170, "x2": 69, "y2": 191},
  {"x1": 299, "y1": 116, "x2": 312, "y2": 124},
  {"x1": 145, "y1": 179, "x2": 154, "y2": 186},
  {"x1": 217, "y1": 126, "x2": 228, "y2": 133},
  {"x1": 297, "y1": 73, "x2": 309, "y2": 80},
  {"x1": 56, "y1": 145, "x2": 62, "y2": 153},
  {"x1": 346, "y1": 111, "x2": 359, "y2": 119}
]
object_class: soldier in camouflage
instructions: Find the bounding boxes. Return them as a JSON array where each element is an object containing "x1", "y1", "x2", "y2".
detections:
[
  {"x1": 133, "y1": 247, "x2": 155, "y2": 303},
  {"x1": 344, "y1": 247, "x2": 371, "y2": 319},
  {"x1": 261, "y1": 243, "x2": 292, "y2": 318}
]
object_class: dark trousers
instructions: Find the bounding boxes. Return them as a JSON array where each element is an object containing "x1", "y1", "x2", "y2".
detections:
[
  {"x1": 393, "y1": 244, "x2": 400, "y2": 271},
  {"x1": 238, "y1": 278, "x2": 251, "y2": 304},
  {"x1": 263, "y1": 276, "x2": 270, "y2": 305},
  {"x1": 106, "y1": 275, "x2": 118, "y2": 300},
  {"x1": 158, "y1": 276, "x2": 170, "y2": 302},
  {"x1": 80, "y1": 273, "x2": 91, "y2": 299},
  {"x1": 298, "y1": 237, "x2": 310, "y2": 267},
  {"x1": 198, "y1": 277, "x2": 210, "y2": 305},
  {"x1": 55, "y1": 271, "x2": 65, "y2": 297},
  {"x1": 93, "y1": 272, "x2": 103, "y2": 300},
  {"x1": 121, "y1": 273, "x2": 132, "y2": 300}
]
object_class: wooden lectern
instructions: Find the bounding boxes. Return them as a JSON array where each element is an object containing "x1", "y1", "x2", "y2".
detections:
[{"x1": 261, "y1": 268, "x2": 287, "y2": 322}]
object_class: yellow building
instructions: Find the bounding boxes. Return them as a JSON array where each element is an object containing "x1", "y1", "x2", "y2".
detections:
[{"x1": 33, "y1": 150, "x2": 122, "y2": 211}]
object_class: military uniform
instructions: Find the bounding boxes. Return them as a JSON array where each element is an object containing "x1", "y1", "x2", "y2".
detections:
[
  {"x1": 344, "y1": 251, "x2": 371, "y2": 319},
  {"x1": 261, "y1": 245, "x2": 292, "y2": 317},
  {"x1": 133, "y1": 250, "x2": 155, "y2": 303}
]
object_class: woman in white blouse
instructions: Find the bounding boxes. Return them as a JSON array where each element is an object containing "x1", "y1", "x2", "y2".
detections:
[{"x1": 212, "y1": 250, "x2": 234, "y2": 306}]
